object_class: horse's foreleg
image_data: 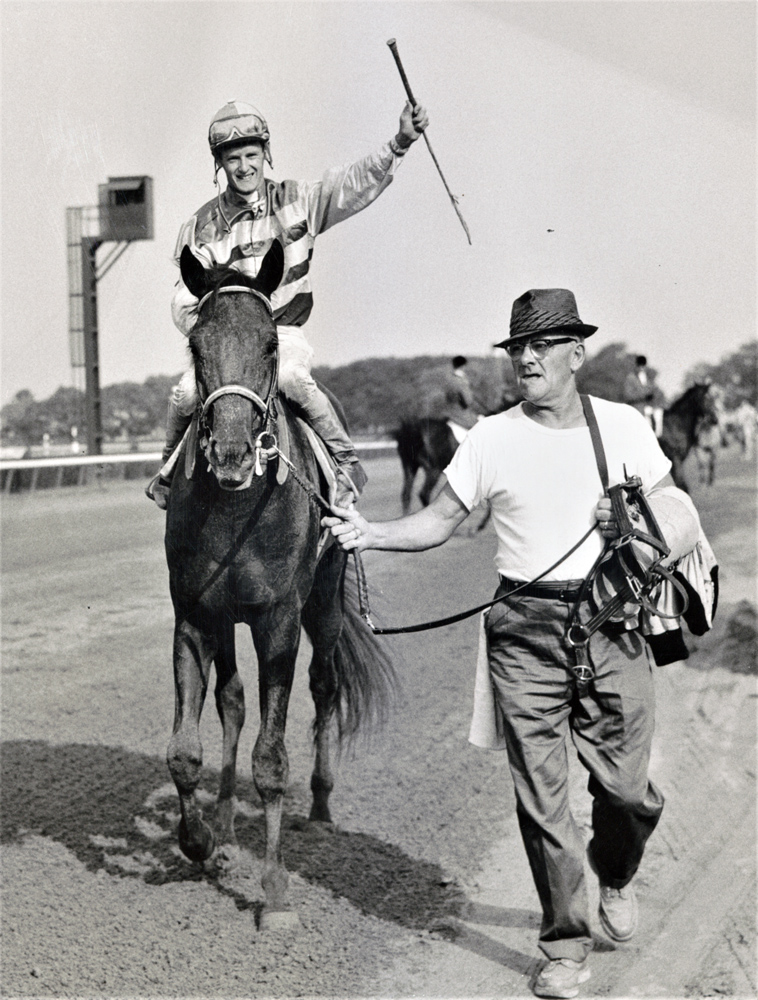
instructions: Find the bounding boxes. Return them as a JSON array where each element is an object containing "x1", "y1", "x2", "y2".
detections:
[
  {"x1": 419, "y1": 467, "x2": 441, "y2": 507},
  {"x1": 400, "y1": 462, "x2": 418, "y2": 515},
  {"x1": 214, "y1": 620, "x2": 245, "y2": 849},
  {"x1": 250, "y1": 610, "x2": 302, "y2": 929},
  {"x1": 167, "y1": 619, "x2": 217, "y2": 863}
]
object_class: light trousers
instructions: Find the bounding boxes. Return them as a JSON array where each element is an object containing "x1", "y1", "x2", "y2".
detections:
[{"x1": 165, "y1": 327, "x2": 353, "y2": 459}]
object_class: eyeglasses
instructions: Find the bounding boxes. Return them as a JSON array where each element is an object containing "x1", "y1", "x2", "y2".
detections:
[{"x1": 504, "y1": 337, "x2": 578, "y2": 360}]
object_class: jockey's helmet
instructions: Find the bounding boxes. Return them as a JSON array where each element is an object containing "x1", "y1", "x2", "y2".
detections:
[{"x1": 208, "y1": 102, "x2": 272, "y2": 167}]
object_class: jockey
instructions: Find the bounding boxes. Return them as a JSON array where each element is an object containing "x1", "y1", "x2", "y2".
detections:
[
  {"x1": 623, "y1": 355, "x2": 664, "y2": 437},
  {"x1": 148, "y1": 98, "x2": 429, "y2": 508},
  {"x1": 439, "y1": 355, "x2": 481, "y2": 443}
]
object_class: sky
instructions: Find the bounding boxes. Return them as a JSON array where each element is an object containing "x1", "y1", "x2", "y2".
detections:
[{"x1": 1, "y1": 1, "x2": 755, "y2": 406}]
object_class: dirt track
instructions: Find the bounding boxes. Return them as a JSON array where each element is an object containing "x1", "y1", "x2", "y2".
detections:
[{"x1": 1, "y1": 446, "x2": 756, "y2": 999}]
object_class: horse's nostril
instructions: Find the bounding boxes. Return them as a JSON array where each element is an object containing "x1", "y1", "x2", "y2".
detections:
[{"x1": 209, "y1": 437, "x2": 254, "y2": 466}]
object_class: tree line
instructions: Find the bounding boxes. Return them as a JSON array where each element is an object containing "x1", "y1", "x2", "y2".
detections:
[{"x1": 2, "y1": 341, "x2": 754, "y2": 449}]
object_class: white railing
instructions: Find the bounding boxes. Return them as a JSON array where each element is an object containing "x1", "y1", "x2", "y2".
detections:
[
  {"x1": 0, "y1": 441, "x2": 397, "y2": 493},
  {"x1": 1, "y1": 451, "x2": 161, "y2": 493}
]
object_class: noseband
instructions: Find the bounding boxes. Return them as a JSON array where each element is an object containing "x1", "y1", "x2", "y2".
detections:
[{"x1": 196, "y1": 285, "x2": 280, "y2": 477}]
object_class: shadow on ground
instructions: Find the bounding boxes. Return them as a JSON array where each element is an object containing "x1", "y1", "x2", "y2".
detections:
[{"x1": 1, "y1": 739, "x2": 468, "y2": 932}]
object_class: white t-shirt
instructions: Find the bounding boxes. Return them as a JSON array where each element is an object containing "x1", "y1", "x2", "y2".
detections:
[{"x1": 444, "y1": 396, "x2": 671, "y2": 581}]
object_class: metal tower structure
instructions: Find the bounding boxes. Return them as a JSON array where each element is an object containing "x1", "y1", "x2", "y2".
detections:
[{"x1": 66, "y1": 176, "x2": 153, "y2": 455}]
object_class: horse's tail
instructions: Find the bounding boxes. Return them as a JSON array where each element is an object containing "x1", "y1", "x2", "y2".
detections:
[{"x1": 332, "y1": 556, "x2": 398, "y2": 744}]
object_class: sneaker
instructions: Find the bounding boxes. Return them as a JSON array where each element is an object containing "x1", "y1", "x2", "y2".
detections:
[
  {"x1": 599, "y1": 882, "x2": 638, "y2": 942},
  {"x1": 533, "y1": 957, "x2": 591, "y2": 999}
]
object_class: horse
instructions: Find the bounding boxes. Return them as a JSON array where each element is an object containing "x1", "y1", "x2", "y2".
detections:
[
  {"x1": 393, "y1": 417, "x2": 458, "y2": 514},
  {"x1": 392, "y1": 415, "x2": 501, "y2": 534},
  {"x1": 658, "y1": 381, "x2": 721, "y2": 491},
  {"x1": 163, "y1": 241, "x2": 396, "y2": 930},
  {"x1": 393, "y1": 392, "x2": 520, "y2": 515}
]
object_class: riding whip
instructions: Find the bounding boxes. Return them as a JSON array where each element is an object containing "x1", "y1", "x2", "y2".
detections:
[{"x1": 387, "y1": 38, "x2": 472, "y2": 245}]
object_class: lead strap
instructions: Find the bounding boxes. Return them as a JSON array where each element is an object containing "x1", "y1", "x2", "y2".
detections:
[{"x1": 568, "y1": 396, "x2": 611, "y2": 689}]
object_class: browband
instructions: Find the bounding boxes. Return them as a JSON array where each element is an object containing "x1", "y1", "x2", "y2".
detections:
[{"x1": 197, "y1": 285, "x2": 273, "y2": 315}]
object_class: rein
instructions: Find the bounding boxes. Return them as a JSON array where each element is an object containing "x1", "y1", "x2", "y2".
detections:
[
  {"x1": 255, "y1": 397, "x2": 684, "y2": 648},
  {"x1": 353, "y1": 524, "x2": 597, "y2": 635},
  {"x1": 225, "y1": 443, "x2": 602, "y2": 637}
]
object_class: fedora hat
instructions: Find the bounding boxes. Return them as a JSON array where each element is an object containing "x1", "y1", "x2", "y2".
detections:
[{"x1": 494, "y1": 288, "x2": 597, "y2": 347}]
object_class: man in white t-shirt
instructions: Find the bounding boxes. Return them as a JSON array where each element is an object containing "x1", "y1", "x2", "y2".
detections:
[{"x1": 323, "y1": 288, "x2": 700, "y2": 999}]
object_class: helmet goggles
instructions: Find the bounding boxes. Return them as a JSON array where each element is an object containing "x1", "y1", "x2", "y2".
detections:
[{"x1": 208, "y1": 102, "x2": 272, "y2": 166}]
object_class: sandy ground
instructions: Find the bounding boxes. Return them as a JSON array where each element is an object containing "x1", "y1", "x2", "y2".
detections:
[{"x1": 1, "y1": 445, "x2": 756, "y2": 999}]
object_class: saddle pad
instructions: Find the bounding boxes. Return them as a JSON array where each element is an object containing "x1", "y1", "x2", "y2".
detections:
[
  {"x1": 291, "y1": 416, "x2": 337, "y2": 560},
  {"x1": 293, "y1": 417, "x2": 338, "y2": 506}
]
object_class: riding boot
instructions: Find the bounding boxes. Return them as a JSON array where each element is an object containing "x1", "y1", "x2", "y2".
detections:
[
  {"x1": 280, "y1": 372, "x2": 367, "y2": 508},
  {"x1": 331, "y1": 451, "x2": 369, "y2": 509},
  {"x1": 145, "y1": 400, "x2": 193, "y2": 509}
]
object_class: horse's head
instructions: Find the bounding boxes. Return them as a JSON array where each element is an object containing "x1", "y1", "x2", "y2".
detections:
[
  {"x1": 690, "y1": 380, "x2": 723, "y2": 425},
  {"x1": 180, "y1": 240, "x2": 284, "y2": 490}
]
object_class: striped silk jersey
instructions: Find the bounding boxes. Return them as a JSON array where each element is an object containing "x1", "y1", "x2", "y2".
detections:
[{"x1": 172, "y1": 142, "x2": 405, "y2": 335}]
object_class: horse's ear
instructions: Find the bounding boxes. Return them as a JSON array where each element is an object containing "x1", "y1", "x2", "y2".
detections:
[
  {"x1": 254, "y1": 240, "x2": 285, "y2": 300},
  {"x1": 180, "y1": 246, "x2": 210, "y2": 300}
]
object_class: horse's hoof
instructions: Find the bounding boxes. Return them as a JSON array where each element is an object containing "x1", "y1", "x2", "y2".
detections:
[
  {"x1": 307, "y1": 805, "x2": 334, "y2": 825},
  {"x1": 306, "y1": 818, "x2": 335, "y2": 838},
  {"x1": 214, "y1": 842, "x2": 244, "y2": 869},
  {"x1": 178, "y1": 818, "x2": 216, "y2": 863},
  {"x1": 259, "y1": 909, "x2": 302, "y2": 933}
]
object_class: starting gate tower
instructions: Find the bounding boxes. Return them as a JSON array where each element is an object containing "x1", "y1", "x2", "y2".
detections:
[{"x1": 66, "y1": 176, "x2": 154, "y2": 455}]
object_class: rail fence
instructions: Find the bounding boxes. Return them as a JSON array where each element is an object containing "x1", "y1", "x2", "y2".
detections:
[{"x1": 1, "y1": 441, "x2": 398, "y2": 494}]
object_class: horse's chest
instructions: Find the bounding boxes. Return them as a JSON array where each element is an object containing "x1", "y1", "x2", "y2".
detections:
[{"x1": 169, "y1": 490, "x2": 317, "y2": 611}]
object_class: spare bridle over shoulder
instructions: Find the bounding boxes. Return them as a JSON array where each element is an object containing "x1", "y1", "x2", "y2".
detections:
[{"x1": 563, "y1": 395, "x2": 689, "y2": 688}]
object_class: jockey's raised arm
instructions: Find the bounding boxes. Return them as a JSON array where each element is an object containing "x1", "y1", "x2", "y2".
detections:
[{"x1": 148, "y1": 97, "x2": 428, "y2": 510}]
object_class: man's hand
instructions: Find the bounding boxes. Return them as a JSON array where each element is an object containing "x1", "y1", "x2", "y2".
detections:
[
  {"x1": 396, "y1": 102, "x2": 429, "y2": 149},
  {"x1": 322, "y1": 505, "x2": 373, "y2": 551},
  {"x1": 594, "y1": 497, "x2": 620, "y2": 538}
]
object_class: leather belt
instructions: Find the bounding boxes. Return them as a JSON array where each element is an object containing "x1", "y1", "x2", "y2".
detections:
[{"x1": 499, "y1": 576, "x2": 585, "y2": 602}]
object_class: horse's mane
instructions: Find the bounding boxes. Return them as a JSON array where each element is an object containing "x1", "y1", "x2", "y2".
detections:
[{"x1": 667, "y1": 381, "x2": 709, "y2": 415}]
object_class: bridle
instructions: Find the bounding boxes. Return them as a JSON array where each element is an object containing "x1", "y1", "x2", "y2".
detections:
[
  {"x1": 562, "y1": 396, "x2": 689, "y2": 688},
  {"x1": 195, "y1": 285, "x2": 281, "y2": 480}
]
